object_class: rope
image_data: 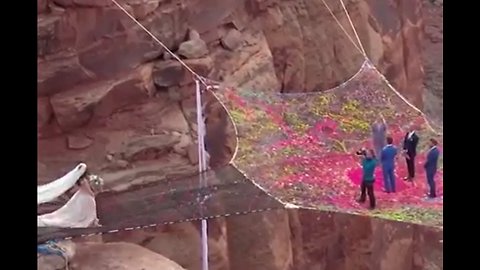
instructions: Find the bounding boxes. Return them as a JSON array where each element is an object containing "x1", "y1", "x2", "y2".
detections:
[
  {"x1": 337, "y1": 0, "x2": 366, "y2": 55},
  {"x1": 110, "y1": 0, "x2": 208, "y2": 87},
  {"x1": 103, "y1": 0, "x2": 443, "y2": 236},
  {"x1": 109, "y1": 3, "x2": 212, "y2": 266},
  {"x1": 322, "y1": 0, "x2": 442, "y2": 135},
  {"x1": 320, "y1": 0, "x2": 365, "y2": 56},
  {"x1": 195, "y1": 80, "x2": 210, "y2": 270},
  {"x1": 279, "y1": 60, "x2": 369, "y2": 97},
  {"x1": 111, "y1": 0, "x2": 441, "y2": 135},
  {"x1": 41, "y1": 207, "x2": 280, "y2": 242}
]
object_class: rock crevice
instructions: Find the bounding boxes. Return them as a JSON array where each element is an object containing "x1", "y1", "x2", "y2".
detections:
[
  {"x1": 100, "y1": 209, "x2": 442, "y2": 270},
  {"x1": 38, "y1": 0, "x2": 439, "y2": 206}
]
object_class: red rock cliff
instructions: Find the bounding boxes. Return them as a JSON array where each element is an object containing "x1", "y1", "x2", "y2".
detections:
[
  {"x1": 37, "y1": 2, "x2": 442, "y2": 269},
  {"x1": 38, "y1": 0, "x2": 430, "y2": 186},
  {"x1": 100, "y1": 209, "x2": 442, "y2": 270},
  {"x1": 421, "y1": 0, "x2": 443, "y2": 124}
]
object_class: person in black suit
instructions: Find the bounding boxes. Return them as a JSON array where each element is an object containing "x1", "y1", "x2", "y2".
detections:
[{"x1": 402, "y1": 127, "x2": 419, "y2": 182}]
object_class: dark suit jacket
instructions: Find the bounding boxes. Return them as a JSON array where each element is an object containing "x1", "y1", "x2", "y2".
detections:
[
  {"x1": 424, "y1": 147, "x2": 440, "y2": 173},
  {"x1": 403, "y1": 132, "x2": 419, "y2": 157}
]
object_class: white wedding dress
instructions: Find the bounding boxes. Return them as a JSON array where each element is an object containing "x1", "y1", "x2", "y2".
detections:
[
  {"x1": 37, "y1": 163, "x2": 87, "y2": 205},
  {"x1": 37, "y1": 163, "x2": 99, "y2": 228}
]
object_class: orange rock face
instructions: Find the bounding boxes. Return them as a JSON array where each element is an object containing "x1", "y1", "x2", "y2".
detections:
[
  {"x1": 37, "y1": 0, "x2": 433, "y2": 187},
  {"x1": 37, "y1": 1, "x2": 441, "y2": 268},
  {"x1": 421, "y1": 0, "x2": 443, "y2": 124},
  {"x1": 100, "y1": 209, "x2": 442, "y2": 270},
  {"x1": 70, "y1": 242, "x2": 187, "y2": 270}
]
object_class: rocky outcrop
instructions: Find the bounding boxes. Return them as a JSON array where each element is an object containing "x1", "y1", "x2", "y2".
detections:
[
  {"x1": 101, "y1": 208, "x2": 442, "y2": 270},
  {"x1": 226, "y1": 209, "x2": 293, "y2": 270},
  {"x1": 38, "y1": 0, "x2": 434, "y2": 188},
  {"x1": 178, "y1": 30, "x2": 210, "y2": 59},
  {"x1": 102, "y1": 218, "x2": 230, "y2": 270},
  {"x1": 37, "y1": 1, "x2": 441, "y2": 269},
  {"x1": 37, "y1": 1, "x2": 441, "y2": 266},
  {"x1": 221, "y1": 29, "x2": 243, "y2": 51},
  {"x1": 69, "y1": 242, "x2": 187, "y2": 270},
  {"x1": 288, "y1": 209, "x2": 442, "y2": 270},
  {"x1": 421, "y1": 0, "x2": 443, "y2": 124}
]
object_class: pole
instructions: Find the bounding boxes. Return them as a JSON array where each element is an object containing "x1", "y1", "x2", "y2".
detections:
[{"x1": 195, "y1": 79, "x2": 209, "y2": 270}]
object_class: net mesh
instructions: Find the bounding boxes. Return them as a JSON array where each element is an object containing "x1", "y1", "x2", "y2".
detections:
[
  {"x1": 39, "y1": 61, "x2": 443, "y2": 243},
  {"x1": 37, "y1": 165, "x2": 283, "y2": 243},
  {"x1": 215, "y1": 61, "x2": 443, "y2": 226}
]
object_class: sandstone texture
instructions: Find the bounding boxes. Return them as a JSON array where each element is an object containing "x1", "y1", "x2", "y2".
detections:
[
  {"x1": 421, "y1": 0, "x2": 443, "y2": 125},
  {"x1": 69, "y1": 242, "x2": 187, "y2": 270},
  {"x1": 38, "y1": 210, "x2": 443, "y2": 269},
  {"x1": 38, "y1": 0, "x2": 434, "y2": 190},
  {"x1": 37, "y1": 1, "x2": 442, "y2": 268},
  {"x1": 102, "y1": 219, "x2": 230, "y2": 270},
  {"x1": 101, "y1": 209, "x2": 442, "y2": 270}
]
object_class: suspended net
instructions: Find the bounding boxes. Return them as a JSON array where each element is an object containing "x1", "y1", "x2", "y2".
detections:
[
  {"x1": 38, "y1": 0, "x2": 443, "y2": 246},
  {"x1": 38, "y1": 165, "x2": 283, "y2": 243},
  {"x1": 214, "y1": 61, "x2": 443, "y2": 227},
  {"x1": 38, "y1": 60, "x2": 443, "y2": 243}
]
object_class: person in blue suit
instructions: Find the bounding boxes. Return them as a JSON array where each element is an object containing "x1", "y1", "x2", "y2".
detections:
[
  {"x1": 381, "y1": 136, "x2": 398, "y2": 193},
  {"x1": 424, "y1": 138, "x2": 440, "y2": 198}
]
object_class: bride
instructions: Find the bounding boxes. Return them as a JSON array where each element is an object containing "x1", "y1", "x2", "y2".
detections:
[{"x1": 37, "y1": 163, "x2": 103, "y2": 228}]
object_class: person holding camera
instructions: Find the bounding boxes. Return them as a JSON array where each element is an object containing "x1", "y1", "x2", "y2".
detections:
[
  {"x1": 356, "y1": 148, "x2": 377, "y2": 209},
  {"x1": 381, "y1": 136, "x2": 398, "y2": 193}
]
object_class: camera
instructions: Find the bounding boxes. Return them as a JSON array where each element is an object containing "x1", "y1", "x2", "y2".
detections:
[{"x1": 356, "y1": 148, "x2": 367, "y2": 156}]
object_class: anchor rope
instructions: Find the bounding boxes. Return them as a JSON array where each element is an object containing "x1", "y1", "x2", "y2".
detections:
[
  {"x1": 111, "y1": 0, "x2": 208, "y2": 87},
  {"x1": 322, "y1": 0, "x2": 442, "y2": 135},
  {"x1": 195, "y1": 79, "x2": 209, "y2": 270}
]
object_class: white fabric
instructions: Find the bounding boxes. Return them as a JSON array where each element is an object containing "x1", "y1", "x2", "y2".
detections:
[
  {"x1": 38, "y1": 163, "x2": 87, "y2": 205},
  {"x1": 37, "y1": 184, "x2": 98, "y2": 228}
]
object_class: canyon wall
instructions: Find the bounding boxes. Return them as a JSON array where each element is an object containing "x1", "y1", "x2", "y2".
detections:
[
  {"x1": 421, "y1": 0, "x2": 443, "y2": 124},
  {"x1": 37, "y1": 0, "x2": 430, "y2": 187},
  {"x1": 100, "y1": 209, "x2": 443, "y2": 270},
  {"x1": 37, "y1": 2, "x2": 442, "y2": 268},
  {"x1": 38, "y1": 208, "x2": 442, "y2": 270}
]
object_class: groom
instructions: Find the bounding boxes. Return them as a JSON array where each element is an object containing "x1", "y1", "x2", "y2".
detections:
[{"x1": 402, "y1": 126, "x2": 419, "y2": 182}]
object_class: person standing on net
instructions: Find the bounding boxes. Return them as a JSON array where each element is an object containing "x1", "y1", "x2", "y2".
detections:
[
  {"x1": 402, "y1": 126, "x2": 419, "y2": 182},
  {"x1": 381, "y1": 136, "x2": 398, "y2": 193},
  {"x1": 357, "y1": 149, "x2": 377, "y2": 209},
  {"x1": 424, "y1": 138, "x2": 440, "y2": 198},
  {"x1": 371, "y1": 114, "x2": 387, "y2": 161}
]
